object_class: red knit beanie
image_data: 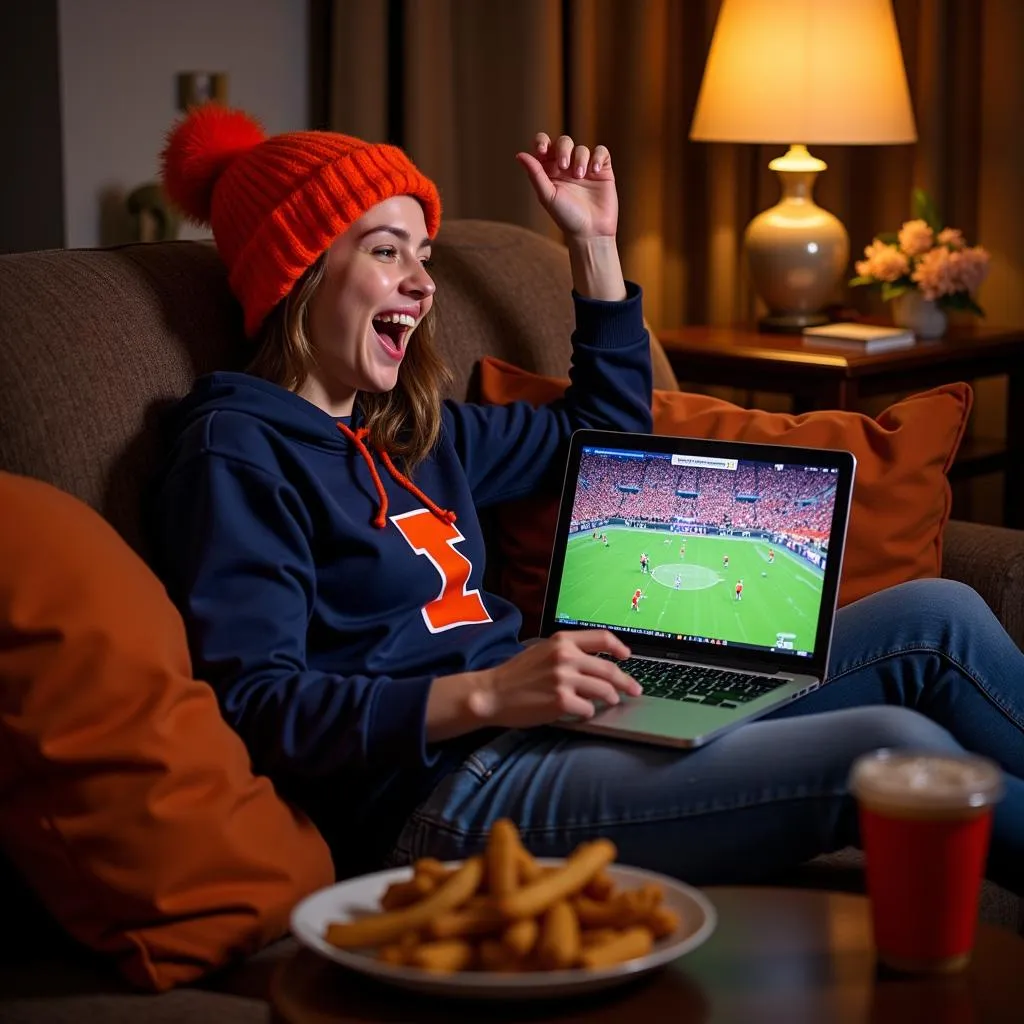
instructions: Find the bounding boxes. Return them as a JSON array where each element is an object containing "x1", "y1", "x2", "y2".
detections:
[{"x1": 160, "y1": 105, "x2": 442, "y2": 337}]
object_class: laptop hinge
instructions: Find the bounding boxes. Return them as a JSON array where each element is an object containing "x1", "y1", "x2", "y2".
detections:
[{"x1": 624, "y1": 641, "x2": 800, "y2": 677}]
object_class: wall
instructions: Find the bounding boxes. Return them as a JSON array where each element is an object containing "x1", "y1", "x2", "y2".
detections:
[{"x1": 58, "y1": 0, "x2": 309, "y2": 248}]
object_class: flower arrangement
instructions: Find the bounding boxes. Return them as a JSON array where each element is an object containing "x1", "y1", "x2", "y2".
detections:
[{"x1": 850, "y1": 189, "x2": 990, "y2": 316}]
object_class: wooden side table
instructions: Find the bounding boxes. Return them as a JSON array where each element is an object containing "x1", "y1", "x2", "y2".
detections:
[
  {"x1": 657, "y1": 324, "x2": 1024, "y2": 528},
  {"x1": 269, "y1": 887, "x2": 1024, "y2": 1023}
]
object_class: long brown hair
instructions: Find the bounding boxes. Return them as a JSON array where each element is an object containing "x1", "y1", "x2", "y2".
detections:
[{"x1": 247, "y1": 252, "x2": 451, "y2": 471}]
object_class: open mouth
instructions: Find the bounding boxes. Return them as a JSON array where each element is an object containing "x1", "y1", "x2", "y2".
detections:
[{"x1": 372, "y1": 313, "x2": 416, "y2": 360}]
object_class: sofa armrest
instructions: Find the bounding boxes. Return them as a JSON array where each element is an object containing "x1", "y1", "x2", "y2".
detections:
[{"x1": 943, "y1": 519, "x2": 1024, "y2": 649}]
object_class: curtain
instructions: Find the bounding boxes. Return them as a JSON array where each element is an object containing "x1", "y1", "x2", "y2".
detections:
[{"x1": 317, "y1": 0, "x2": 1024, "y2": 520}]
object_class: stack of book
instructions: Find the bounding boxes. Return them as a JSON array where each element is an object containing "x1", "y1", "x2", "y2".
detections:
[{"x1": 801, "y1": 323, "x2": 916, "y2": 353}]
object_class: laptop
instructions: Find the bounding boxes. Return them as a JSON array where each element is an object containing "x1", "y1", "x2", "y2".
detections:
[{"x1": 539, "y1": 430, "x2": 856, "y2": 748}]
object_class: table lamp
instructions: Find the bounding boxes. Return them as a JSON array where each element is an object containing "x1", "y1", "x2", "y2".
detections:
[{"x1": 690, "y1": 0, "x2": 917, "y2": 331}]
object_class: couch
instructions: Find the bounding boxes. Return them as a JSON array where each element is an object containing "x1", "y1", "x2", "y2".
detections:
[{"x1": 1, "y1": 219, "x2": 1021, "y2": 1022}]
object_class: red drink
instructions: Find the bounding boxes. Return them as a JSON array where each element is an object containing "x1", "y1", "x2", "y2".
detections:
[{"x1": 850, "y1": 750, "x2": 1004, "y2": 974}]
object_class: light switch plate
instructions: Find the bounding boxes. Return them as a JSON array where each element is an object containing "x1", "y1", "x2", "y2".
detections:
[{"x1": 176, "y1": 71, "x2": 229, "y2": 111}]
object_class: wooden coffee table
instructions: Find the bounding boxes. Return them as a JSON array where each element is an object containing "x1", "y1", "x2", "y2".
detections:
[{"x1": 270, "y1": 886, "x2": 1024, "y2": 1023}]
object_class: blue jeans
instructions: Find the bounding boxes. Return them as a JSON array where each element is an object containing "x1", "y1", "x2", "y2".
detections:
[{"x1": 390, "y1": 580, "x2": 1024, "y2": 894}]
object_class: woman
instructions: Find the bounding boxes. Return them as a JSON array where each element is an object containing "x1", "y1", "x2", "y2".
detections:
[{"x1": 155, "y1": 106, "x2": 1023, "y2": 892}]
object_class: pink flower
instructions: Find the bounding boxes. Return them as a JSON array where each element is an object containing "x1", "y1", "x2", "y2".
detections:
[
  {"x1": 952, "y1": 246, "x2": 990, "y2": 293},
  {"x1": 911, "y1": 247, "x2": 958, "y2": 300},
  {"x1": 851, "y1": 195, "x2": 988, "y2": 313},
  {"x1": 898, "y1": 219, "x2": 935, "y2": 256},
  {"x1": 855, "y1": 239, "x2": 909, "y2": 282},
  {"x1": 937, "y1": 227, "x2": 965, "y2": 249}
]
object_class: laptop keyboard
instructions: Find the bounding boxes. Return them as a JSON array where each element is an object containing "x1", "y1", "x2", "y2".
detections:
[{"x1": 604, "y1": 656, "x2": 782, "y2": 707}]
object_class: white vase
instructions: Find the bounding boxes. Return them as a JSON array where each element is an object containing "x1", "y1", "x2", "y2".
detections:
[{"x1": 891, "y1": 291, "x2": 948, "y2": 339}]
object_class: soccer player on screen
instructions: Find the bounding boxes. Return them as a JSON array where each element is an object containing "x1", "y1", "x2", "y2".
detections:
[
  {"x1": 640, "y1": 552, "x2": 649, "y2": 574},
  {"x1": 735, "y1": 579, "x2": 743, "y2": 601},
  {"x1": 674, "y1": 574, "x2": 682, "y2": 590},
  {"x1": 768, "y1": 549, "x2": 775, "y2": 564},
  {"x1": 631, "y1": 588, "x2": 643, "y2": 612}
]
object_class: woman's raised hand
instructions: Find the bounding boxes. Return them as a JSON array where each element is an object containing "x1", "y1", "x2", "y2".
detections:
[{"x1": 516, "y1": 133, "x2": 618, "y2": 242}]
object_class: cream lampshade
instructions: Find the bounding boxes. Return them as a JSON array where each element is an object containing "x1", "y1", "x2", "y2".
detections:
[{"x1": 690, "y1": 0, "x2": 917, "y2": 331}]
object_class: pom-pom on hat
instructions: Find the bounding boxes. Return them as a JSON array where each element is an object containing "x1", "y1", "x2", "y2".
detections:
[{"x1": 160, "y1": 105, "x2": 441, "y2": 337}]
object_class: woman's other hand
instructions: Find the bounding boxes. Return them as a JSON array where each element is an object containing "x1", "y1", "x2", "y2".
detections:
[{"x1": 467, "y1": 630, "x2": 642, "y2": 729}]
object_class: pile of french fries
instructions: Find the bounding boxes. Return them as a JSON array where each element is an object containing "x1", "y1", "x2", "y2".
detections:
[{"x1": 323, "y1": 819, "x2": 680, "y2": 973}]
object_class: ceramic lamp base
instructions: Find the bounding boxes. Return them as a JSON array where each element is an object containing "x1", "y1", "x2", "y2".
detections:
[
  {"x1": 745, "y1": 145, "x2": 849, "y2": 335},
  {"x1": 758, "y1": 311, "x2": 831, "y2": 333}
]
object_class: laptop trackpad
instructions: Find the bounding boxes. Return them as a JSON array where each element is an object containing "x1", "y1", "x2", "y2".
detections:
[{"x1": 581, "y1": 694, "x2": 746, "y2": 732}]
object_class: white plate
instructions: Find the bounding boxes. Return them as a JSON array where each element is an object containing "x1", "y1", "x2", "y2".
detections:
[{"x1": 290, "y1": 860, "x2": 717, "y2": 1000}]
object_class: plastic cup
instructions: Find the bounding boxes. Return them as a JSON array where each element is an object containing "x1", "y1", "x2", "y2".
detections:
[{"x1": 849, "y1": 749, "x2": 1004, "y2": 974}]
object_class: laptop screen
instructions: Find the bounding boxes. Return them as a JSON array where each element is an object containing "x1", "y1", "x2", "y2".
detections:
[{"x1": 550, "y1": 444, "x2": 842, "y2": 662}]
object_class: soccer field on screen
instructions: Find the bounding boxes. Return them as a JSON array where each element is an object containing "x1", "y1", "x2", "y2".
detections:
[{"x1": 555, "y1": 527, "x2": 824, "y2": 651}]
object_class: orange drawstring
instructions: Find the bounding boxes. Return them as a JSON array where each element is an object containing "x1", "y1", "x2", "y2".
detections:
[
  {"x1": 337, "y1": 422, "x2": 456, "y2": 529},
  {"x1": 376, "y1": 447, "x2": 457, "y2": 526},
  {"x1": 337, "y1": 423, "x2": 389, "y2": 527}
]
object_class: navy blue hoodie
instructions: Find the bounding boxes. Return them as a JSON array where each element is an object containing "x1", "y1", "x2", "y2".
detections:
[{"x1": 152, "y1": 284, "x2": 652, "y2": 872}]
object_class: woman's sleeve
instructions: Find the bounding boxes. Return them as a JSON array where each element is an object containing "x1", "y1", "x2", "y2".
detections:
[
  {"x1": 443, "y1": 282, "x2": 653, "y2": 508},
  {"x1": 152, "y1": 449, "x2": 442, "y2": 782}
]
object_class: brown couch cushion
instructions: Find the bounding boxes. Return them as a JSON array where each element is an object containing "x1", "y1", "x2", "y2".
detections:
[{"x1": 0, "y1": 242, "x2": 246, "y2": 555}]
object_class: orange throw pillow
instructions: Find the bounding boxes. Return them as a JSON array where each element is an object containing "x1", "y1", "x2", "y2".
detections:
[
  {"x1": 0, "y1": 472, "x2": 334, "y2": 991},
  {"x1": 479, "y1": 358, "x2": 972, "y2": 638}
]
